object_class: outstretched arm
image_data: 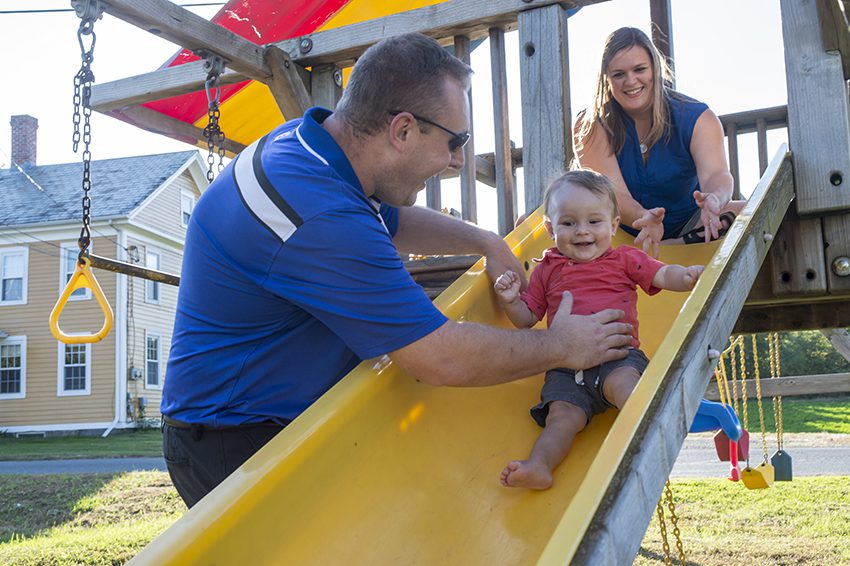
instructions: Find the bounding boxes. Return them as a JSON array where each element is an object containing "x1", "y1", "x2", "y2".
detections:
[
  {"x1": 395, "y1": 205, "x2": 526, "y2": 287},
  {"x1": 691, "y1": 109, "x2": 735, "y2": 242},
  {"x1": 390, "y1": 292, "x2": 634, "y2": 387},
  {"x1": 652, "y1": 264, "x2": 704, "y2": 292},
  {"x1": 574, "y1": 121, "x2": 665, "y2": 257}
]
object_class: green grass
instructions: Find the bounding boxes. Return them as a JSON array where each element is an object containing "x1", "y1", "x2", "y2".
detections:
[
  {"x1": 0, "y1": 429, "x2": 163, "y2": 461},
  {"x1": 0, "y1": 472, "x2": 183, "y2": 565},
  {"x1": 637, "y1": 476, "x2": 850, "y2": 565},
  {"x1": 734, "y1": 397, "x2": 850, "y2": 435},
  {"x1": 0, "y1": 472, "x2": 847, "y2": 565}
]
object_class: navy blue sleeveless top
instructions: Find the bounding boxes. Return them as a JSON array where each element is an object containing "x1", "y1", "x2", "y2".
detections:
[{"x1": 617, "y1": 93, "x2": 709, "y2": 238}]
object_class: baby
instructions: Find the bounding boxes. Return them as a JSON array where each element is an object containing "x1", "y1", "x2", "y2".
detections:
[{"x1": 494, "y1": 169, "x2": 703, "y2": 489}]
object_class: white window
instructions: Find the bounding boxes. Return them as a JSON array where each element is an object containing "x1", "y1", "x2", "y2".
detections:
[
  {"x1": 58, "y1": 343, "x2": 91, "y2": 396},
  {"x1": 0, "y1": 247, "x2": 27, "y2": 305},
  {"x1": 60, "y1": 243, "x2": 91, "y2": 300},
  {"x1": 145, "y1": 249, "x2": 161, "y2": 304},
  {"x1": 0, "y1": 336, "x2": 26, "y2": 399},
  {"x1": 145, "y1": 332, "x2": 161, "y2": 388},
  {"x1": 181, "y1": 191, "x2": 196, "y2": 227}
]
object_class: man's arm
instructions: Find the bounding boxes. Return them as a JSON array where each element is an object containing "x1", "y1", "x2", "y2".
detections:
[
  {"x1": 390, "y1": 292, "x2": 633, "y2": 387},
  {"x1": 394, "y1": 205, "x2": 525, "y2": 286}
]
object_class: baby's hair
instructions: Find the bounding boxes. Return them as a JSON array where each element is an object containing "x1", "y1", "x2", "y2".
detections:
[{"x1": 543, "y1": 169, "x2": 620, "y2": 219}]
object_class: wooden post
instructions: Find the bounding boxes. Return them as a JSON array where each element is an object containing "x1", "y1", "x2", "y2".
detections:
[
  {"x1": 649, "y1": 0, "x2": 674, "y2": 84},
  {"x1": 489, "y1": 26, "x2": 517, "y2": 235},
  {"x1": 311, "y1": 64, "x2": 342, "y2": 110},
  {"x1": 264, "y1": 46, "x2": 313, "y2": 120},
  {"x1": 425, "y1": 176, "x2": 442, "y2": 211},
  {"x1": 782, "y1": 0, "x2": 850, "y2": 214},
  {"x1": 726, "y1": 122, "x2": 741, "y2": 200},
  {"x1": 454, "y1": 35, "x2": 478, "y2": 223},
  {"x1": 780, "y1": 0, "x2": 850, "y2": 294},
  {"x1": 518, "y1": 4, "x2": 571, "y2": 214}
]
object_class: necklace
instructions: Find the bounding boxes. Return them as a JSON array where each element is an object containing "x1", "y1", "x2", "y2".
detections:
[{"x1": 639, "y1": 142, "x2": 648, "y2": 154}]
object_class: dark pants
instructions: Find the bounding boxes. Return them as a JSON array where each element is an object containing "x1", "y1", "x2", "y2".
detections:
[{"x1": 162, "y1": 419, "x2": 285, "y2": 508}]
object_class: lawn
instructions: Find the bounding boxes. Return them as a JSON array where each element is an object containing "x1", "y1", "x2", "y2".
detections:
[
  {"x1": 0, "y1": 472, "x2": 847, "y2": 565},
  {"x1": 2, "y1": 397, "x2": 846, "y2": 462},
  {"x1": 0, "y1": 429, "x2": 163, "y2": 461}
]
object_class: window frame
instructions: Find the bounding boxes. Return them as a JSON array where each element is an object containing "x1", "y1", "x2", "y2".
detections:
[
  {"x1": 180, "y1": 190, "x2": 196, "y2": 227},
  {"x1": 144, "y1": 331, "x2": 162, "y2": 390},
  {"x1": 57, "y1": 342, "x2": 92, "y2": 396},
  {"x1": 145, "y1": 249, "x2": 161, "y2": 304},
  {"x1": 0, "y1": 335, "x2": 26, "y2": 400},
  {"x1": 59, "y1": 242, "x2": 92, "y2": 301},
  {"x1": 0, "y1": 246, "x2": 28, "y2": 306}
]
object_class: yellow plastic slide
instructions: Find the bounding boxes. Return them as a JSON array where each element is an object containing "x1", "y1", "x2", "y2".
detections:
[{"x1": 130, "y1": 211, "x2": 721, "y2": 565}]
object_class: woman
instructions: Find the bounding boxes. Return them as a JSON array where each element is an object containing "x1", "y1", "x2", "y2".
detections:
[{"x1": 574, "y1": 27, "x2": 744, "y2": 257}]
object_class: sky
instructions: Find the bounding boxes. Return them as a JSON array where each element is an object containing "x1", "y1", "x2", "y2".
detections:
[{"x1": 0, "y1": 0, "x2": 787, "y2": 233}]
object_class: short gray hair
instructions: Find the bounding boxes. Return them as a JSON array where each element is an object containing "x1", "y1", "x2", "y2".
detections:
[{"x1": 334, "y1": 33, "x2": 473, "y2": 136}]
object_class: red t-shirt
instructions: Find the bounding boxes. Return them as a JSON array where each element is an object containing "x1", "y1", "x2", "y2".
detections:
[{"x1": 520, "y1": 246, "x2": 664, "y2": 348}]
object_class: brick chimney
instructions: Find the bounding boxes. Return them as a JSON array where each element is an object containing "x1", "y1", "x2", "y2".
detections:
[{"x1": 10, "y1": 115, "x2": 38, "y2": 168}]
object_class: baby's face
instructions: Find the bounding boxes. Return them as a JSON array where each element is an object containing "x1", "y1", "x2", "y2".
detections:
[{"x1": 544, "y1": 184, "x2": 619, "y2": 263}]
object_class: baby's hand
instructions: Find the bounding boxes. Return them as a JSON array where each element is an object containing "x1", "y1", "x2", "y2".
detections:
[
  {"x1": 683, "y1": 265, "x2": 704, "y2": 289},
  {"x1": 494, "y1": 271, "x2": 522, "y2": 303}
]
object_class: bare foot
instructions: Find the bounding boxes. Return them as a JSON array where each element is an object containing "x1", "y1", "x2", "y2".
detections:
[{"x1": 500, "y1": 459, "x2": 553, "y2": 490}]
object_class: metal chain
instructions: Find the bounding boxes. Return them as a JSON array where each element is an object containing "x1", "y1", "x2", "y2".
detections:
[
  {"x1": 201, "y1": 54, "x2": 227, "y2": 182},
  {"x1": 729, "y1": 337, "x2": 740, "y2": 415},
  {"x1": 752, "y1": 334, "x2": 769, "y2": 463},
  {"x1": 665, "y1": 481, "x2": 686, "y2": 565},
  {"x1": 769, "y1": 332, "x2": 785, "y2": 448},
  {"x1": 71, "y1": 0, "x2": 103, "y2": 260},
  {"x1": 656, "y1": 500, "x2": 671, "y2": 566}
]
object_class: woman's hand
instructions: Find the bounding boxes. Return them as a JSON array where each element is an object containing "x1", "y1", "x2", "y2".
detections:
[
  {"x1": 631, "y1": 207, "x2": 665, "y2": 258},
  {"x1": 693, "y1": 191, "x2": 725, "y2": 242}
]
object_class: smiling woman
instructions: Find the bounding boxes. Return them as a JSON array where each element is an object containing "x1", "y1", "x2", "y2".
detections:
[{"x1": 573, "y1": 27, "x2": 746, "y2": 258}]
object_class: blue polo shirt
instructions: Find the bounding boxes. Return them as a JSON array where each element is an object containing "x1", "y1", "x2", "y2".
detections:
[
  {"x1": 617, "y1": 93, "x2": 709, "y2": 238},
  {"x1": 161, "y1": 108, "x2": 448, "y2": 426}
]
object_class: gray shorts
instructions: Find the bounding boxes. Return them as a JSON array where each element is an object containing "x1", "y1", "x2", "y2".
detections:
[{"x1": 530, "y1": 349, "x2": 649, "y2": 427}]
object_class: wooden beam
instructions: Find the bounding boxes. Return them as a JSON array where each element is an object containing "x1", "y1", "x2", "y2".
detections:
[
  {"x1": 454, "y1": 34, "x2": 477, "y2": 223},
  {"x1": 519, "y1": 4, "x2": 571, "y2": 213},
  {"x1": 106, "y1": 105, "x2": 246, "y2": 156},
  {"x1": 100, "y1": 0, "x2": 271, "y2": 81},
  {"x1": 705, "y1": 373, "x2": 850, "y2": 400},
  {"x1": 490, "y1": 26, "x2": 517, "y2": 235},
  {"x1": 310, "y1": 65, "x2": 342, "y2": 110},
  {"x1": 649, "y1": 0, "x2": 674, "y2": 81},
  {"x1": 718, "y1": 105, "x2": 788, "y2": 134},
  {"x1": 782, "y1": 0, "x2": 850, "y2": 214},
  {"x1": 735, "y1": 298, "x2": 850, "y2": 332},
  {"x1": 90, "y1": 61, "x2": 245, "y2": 112},
  {"x1": 274, "y1": 0, "x2": 606, "y2": 68},
  {"x1": 816, "y1": 0, "x2": 850, "y2": 79},
  {"x1": 263, "y1": 46, "x2": 312, "y2": 120}
]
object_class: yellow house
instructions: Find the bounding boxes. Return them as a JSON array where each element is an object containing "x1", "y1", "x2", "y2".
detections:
[{"x1": 0, "y1": 115, "x2": 207, "y2": 434}]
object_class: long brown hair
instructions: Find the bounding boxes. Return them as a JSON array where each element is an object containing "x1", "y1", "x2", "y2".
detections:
[{"x1": 575, "y1": 27, "x2": 674, "y2": 155}]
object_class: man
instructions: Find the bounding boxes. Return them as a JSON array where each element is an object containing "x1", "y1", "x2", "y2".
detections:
[{"x1": 161, "y1": 32, "x2": 633, "y2": 508}]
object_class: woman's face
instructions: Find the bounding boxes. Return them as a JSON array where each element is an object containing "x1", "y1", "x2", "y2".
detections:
[{"x1": 606, "y1": 45, "x2": 654, "y2": 117}]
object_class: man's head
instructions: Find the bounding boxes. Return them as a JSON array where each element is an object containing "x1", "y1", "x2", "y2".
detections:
[
  {"x1": 335, "y1": 33, "x2": 472, "y2": 136},
  {"x1": 333, "y1": 33, "x2": 473, "y2": 207}
]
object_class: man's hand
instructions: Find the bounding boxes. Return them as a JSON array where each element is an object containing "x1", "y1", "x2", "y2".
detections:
[
  {"x1": 493, "y1": 271, "x2": 522, "y2": 304},
  {"x1": 548, "y1": 291, "x2": 633, "y2": 370},
  {"x1": 632, "y1": 207, "x2": 665, "y2": 258},
  {"x1": 482, "y1": 235, "x2": 527, "y2": 290}
]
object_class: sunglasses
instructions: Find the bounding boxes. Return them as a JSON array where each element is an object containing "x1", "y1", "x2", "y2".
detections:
[{"x1": 389, "y1": 111, "x2": 471, "y2": 152}]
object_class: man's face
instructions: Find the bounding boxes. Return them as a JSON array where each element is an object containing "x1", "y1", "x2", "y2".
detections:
[{"x1": 375, "y1": 77, "x2": 469, "y2": 207}]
